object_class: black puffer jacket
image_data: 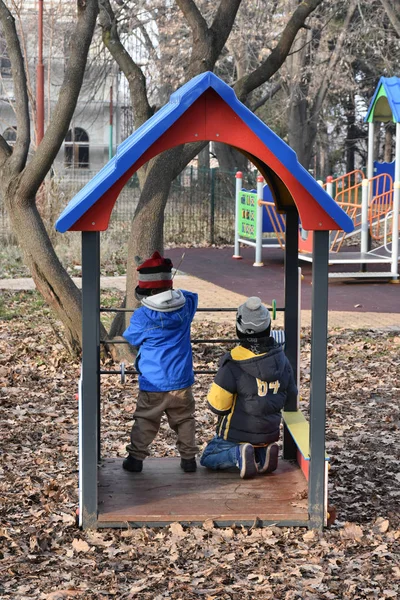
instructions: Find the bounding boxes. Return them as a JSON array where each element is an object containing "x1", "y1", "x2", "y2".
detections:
[{"x1": 207, "y1": 339, "x2": 297, "y2": 445}]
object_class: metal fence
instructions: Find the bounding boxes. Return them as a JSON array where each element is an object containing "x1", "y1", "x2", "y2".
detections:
[{"x1": 0, "y1": 166, "x2": 257, "y2": 246}]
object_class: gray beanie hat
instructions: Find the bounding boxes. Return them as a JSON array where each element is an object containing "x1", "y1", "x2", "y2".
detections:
[{"x1": 236, "y1": 296, "x2": 271, "y2": 334}]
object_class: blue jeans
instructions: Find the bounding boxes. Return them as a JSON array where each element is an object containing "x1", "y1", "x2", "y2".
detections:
[
  {"x1": 200, "y1": 436, "x2": 268, "y2": 471},
  {"x1": 200, "y1": 436, "x2": 240, "y2": 470}
]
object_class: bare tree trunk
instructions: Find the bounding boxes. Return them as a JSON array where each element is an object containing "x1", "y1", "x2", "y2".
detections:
[
  {"x1": 125, "y1": 148, "x2": 183, "y2": 328},
  {"x1": 5, "y1": 192, "x2": 82, "y2": 353},
  {"x1": 197, "y1": 144, "x2": 210, "y2": 170},
  {"x1": 345, "y1": 95, "x2": 357, "y2": 174},
  {"x1": 287, "y1": 0, "x2": 358, "y2": 169},
  {"x1": 315, "y1": 123, "x2": 328, "y2": 180},
  {"x1": 213, "y1": 143, "x2": 248, "y2": 173},
  {"x1": 0, "y1": 0, "x2": 98, "y2": 355},
  {"x1": 384, "y1": 124, "x2": 393, "y2": 163}
]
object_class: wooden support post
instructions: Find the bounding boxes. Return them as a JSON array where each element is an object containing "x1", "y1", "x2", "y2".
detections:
[
  {"x1": 80, "y1": 231, "x2": 100, "y2": 529},
  {"x1": 283, "y1": 208, "x2": 299, "y2": 460},
  {"x1": 308, "y1": 230, "x2": 329, "y2": 530}
]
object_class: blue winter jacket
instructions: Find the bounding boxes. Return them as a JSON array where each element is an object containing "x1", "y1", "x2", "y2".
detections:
[{"x1": 123, "y1": 290, "x2": 198, "y2": 392}]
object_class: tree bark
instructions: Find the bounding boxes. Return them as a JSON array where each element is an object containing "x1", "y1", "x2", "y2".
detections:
[
  {"x1": 197, "y1": 144, "x2": 210, "y2": 170},
  {"x1": 345, "y1": 95, "x2": 357, "y2": 174},
  {"x1": 5, "y1": 191, "x2": 82, "y2": 353},
  {"x1": 380, "y1": 0, "x2": 400, "y2": 37},
  {"x1": 125, "y1": 147, "x2": 185, "y2": 328},
  {"x1": 213, "y1": 143, "x2": 248, "y2": 173},
  {"x1": 384, "y1": 124, "x2": 393, "y2": 163}
]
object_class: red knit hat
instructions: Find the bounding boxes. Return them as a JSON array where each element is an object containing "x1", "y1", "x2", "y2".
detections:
[{"x1": 135, "y1": 251, "x2": 173, "y2": 298}]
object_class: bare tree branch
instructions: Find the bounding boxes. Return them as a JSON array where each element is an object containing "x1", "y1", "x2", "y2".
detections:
[
  {"x1": 380, "y1": 0, "x2": 400, "y2": 37},
  {"x1": 0, "y1": 1, "x2": 30, "y2": 172},
  {"x1": 176, "y1": 0, "x2": 208, "y2": 38},
  {"x1": 18, "y1": 0, "x2": 99, "y2": 201},
  {"x1": 250, "y1": 82, "x2": 282, "y2": 112},
  {"x1": 134, "y1": 18, "x2": 158, "y2": 61},
  {"x1": 210, "y1": 0, "x2": 242, "y2": 51},
  {"x1": 311, "y1": 0, "x2": 358, "y2": 119},
  {"x1": 99, "y1": 0, "x2": 152, "y2": 129},
  {"x1": 0, "y1": 133, "x2": 12, "y2": 166},
  {"x1": 178, "y1": 0, "x2": 242, "y2": 76},
  {"x1": 234, "y1": 0, "x2": 323, "y2": 100}
]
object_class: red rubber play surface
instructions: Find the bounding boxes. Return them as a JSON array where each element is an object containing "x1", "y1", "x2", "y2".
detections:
[{"x1": 167, "y1": 246, "x2": 400, "y2": 313}]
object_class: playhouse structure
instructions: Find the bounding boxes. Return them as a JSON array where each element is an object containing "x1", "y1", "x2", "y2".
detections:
[{"x1": 56, "y1": 72, "x2": 353, "y2": 530}]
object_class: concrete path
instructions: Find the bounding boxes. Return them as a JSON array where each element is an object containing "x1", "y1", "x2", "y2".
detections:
[{"x1": 1, "y1": 275, "x2": 399, "y2": 330}]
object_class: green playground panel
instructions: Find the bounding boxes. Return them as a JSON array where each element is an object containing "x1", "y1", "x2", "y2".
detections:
[{"x1": 238, "y1": 190, "x2": 258, "y2": 240}]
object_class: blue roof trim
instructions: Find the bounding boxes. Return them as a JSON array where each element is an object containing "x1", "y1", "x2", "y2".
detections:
[
  {"x1": 365, "y1": 76, "x2": 400, "y2": 123},
  {"x1": 56, "y1": 72, "x2": 353, "y2": 233}
]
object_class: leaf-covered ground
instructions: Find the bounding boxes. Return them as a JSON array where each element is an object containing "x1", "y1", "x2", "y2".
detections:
[{"x1": 1, "y1": 290, "x2": 400, "y2": 599}]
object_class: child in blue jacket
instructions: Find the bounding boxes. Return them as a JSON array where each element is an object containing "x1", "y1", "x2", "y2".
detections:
[
  {"x1": 123, "y1": 251, "x2": 199, "y2": 473},
  {"x1": 201, "y1": 297, "x2": 297, "y2": 479}
]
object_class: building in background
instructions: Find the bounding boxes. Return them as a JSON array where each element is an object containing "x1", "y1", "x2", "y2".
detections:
[{"x1": 0, "y1": 0, "x2": 121, "y2": 175}]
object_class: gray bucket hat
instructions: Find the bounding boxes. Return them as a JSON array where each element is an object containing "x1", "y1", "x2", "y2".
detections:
[{"x1": 236, "y1": 296, "x2": 271, "y2": 334}]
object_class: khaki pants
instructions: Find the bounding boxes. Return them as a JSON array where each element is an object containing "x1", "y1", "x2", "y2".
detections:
[{"x1": 126, "y1": 386, "x2": 199, "y2": 460}]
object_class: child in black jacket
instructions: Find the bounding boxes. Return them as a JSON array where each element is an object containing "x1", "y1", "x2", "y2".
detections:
[{"x1": 200, "y1": 297, "x2": 297, "y2": 479}]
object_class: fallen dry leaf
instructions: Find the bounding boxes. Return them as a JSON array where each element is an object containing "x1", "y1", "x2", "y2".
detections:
[
  {"x1": 71, "y1": 538, "x2": 90, "y2": 553},
  {"x1": 169, "y1": 522, "x2": 187, "y2": 539},
  {"x1": 45, "y1": 591, "x2": 82, "y2": 600},
  {"x1": 373, "y1": 517, "x2": 390, "y2": 533},
  {"x1": 340, "y1": 522, "x2": 364, "y2": 541}
]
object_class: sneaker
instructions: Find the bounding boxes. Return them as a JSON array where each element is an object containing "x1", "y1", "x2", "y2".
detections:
[
  {"x1": 180, "y1": 457, "x2": 197, "y2": 472},
  {"x1": 237, "y1": 444, "x2": 257, "y2": 479},
  {"x1": 256, "y1": 443, "x2": 279, "y2": 474},
  {"x1": 122, "y1": 455, "x2": 143, "y2": 472}
]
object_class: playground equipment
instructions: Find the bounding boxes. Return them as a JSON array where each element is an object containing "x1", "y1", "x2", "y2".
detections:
[
  {"x1": 299, "y1": 76, "x2": 400, "y2": 281},
  {"x1": 233, "y1": 172, "x2": 285, "y2": 266},
  {"x1": 56, "y1": 71, "x2": 353, "y2": 530}
]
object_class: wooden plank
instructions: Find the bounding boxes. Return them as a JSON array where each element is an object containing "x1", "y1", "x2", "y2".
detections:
[
  {"x1": 283, "y1": 410, "x2": 330, "y2": 463},
  {"x1": 98, "y1": 457, "x2": 309, "y2": 524},
  {"x1": 282, "y1": 410, "x2": 310, "y2": 459}
]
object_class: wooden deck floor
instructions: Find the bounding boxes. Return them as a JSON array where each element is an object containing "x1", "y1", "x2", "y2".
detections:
[{"x1": 98, "y1": 458, "x2": 309, "y2": 526}]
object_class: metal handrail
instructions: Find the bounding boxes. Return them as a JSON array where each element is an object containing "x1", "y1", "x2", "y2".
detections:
[
  {"x1": 329, "y1": 200, "x2": 361, "y2": 252},
  {"x1": 100, "y1": 306, "x2": 285, "y2": 314},
  {"x1": 322, "y1": 169, "x2": 365, "y2": 192}
]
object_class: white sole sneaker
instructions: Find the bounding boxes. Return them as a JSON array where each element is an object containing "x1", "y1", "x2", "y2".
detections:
[
  {"x1": 239, "y1": 444, "x2": 257, "y2": 479},
  {"x1": 258, "y1": 443, "x2": 279, "y2": 474}
]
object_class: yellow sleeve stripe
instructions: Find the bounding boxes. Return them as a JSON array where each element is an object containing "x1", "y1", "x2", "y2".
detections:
[
  {"x1": 207, "y1": 383, "x2": 234, "y2": 412},
  {"x1": 223, "y1": 394, "x2": 237, "y2": 440}
]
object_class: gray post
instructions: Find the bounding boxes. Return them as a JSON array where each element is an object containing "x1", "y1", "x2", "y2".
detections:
[
  {"x1": 233, "y1": 171, "x2": 243, "y2": 258},
  {"x1": 391, "y1": 122, "x2": 400, "y2": 279},
  {"x1": 308, "y1": 230, "x2": 329, "y2": 530},
  {"x1": 80, "y1": 231, "x2": 100, "y2": 529},
  {"x1": 367, "y1": 121, "x2": 375, "y2": 181},
  {"x1": 254, "y1": 176, "x2": 264, "y2": 266},
  {"x1": 360, "y1": 179, "x2": 369, "y2": 254},
  {"x1": 210, "y1": 167, "x2": 215, "y2": 245},
  {"x1": 283, "y1": 208, "x2": 299, "y2": 460}
]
